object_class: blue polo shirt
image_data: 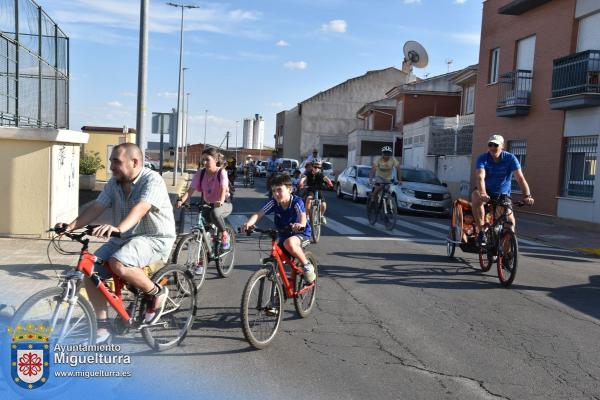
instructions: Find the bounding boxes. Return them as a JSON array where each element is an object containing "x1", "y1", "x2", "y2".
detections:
[
  {"x1": 476, "y1": 151, "x2": 521, "y2": 196},
  {"x1": 261, "y1": 195, "x2": 311, "y2": 241}
]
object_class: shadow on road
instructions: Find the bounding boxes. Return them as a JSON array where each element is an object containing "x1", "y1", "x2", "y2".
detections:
[{"x1": 0, "y1": 263, "x2": 69, "y2": 281}]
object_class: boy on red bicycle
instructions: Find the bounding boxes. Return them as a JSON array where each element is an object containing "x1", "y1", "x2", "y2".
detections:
[{"x1": 240, "y1": 174, "x2": 316, "y2": 283}]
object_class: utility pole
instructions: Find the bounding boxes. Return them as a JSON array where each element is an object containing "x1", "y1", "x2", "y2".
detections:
[
  {"x1": 135, "y1": 0, "x2": 148, "y2": 158},
  {"x1": 184, "y1": 91, "x2": 190, "y2": 171},
  {"x1": 225, "y1": 131, "x2": 230, "y2": 149},
  {"x1": 203, "y1": 109, "x2": 208, "y2": 148},
  {"x1": 167, "y1": 2, "x2": 198, "y2": 186}
]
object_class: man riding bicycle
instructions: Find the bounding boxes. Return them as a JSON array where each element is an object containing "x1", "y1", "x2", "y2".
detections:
[
  {"x1": 472, "y1": 134, "x2": 535, "y2": 246},
  {"x1": 243, "y1": 155, "x2": 255, "y2": 182},
  {"x1": 56, "y1": 143, "x2": 176, "y2": 342},
  {"x1": 300, "y1": 160, "x2": 333, "y2": 225},
  {"x1": 369, "y1": 146, "x2": 401, "y2": 204}
]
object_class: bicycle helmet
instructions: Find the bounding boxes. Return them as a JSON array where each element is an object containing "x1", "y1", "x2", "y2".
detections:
[{"x1": 381, "y1": 146, "x2": 393, "y2": 154}]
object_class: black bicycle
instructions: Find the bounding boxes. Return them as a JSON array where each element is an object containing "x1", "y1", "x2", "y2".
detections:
[
  {"x1": 243, "y1": 166, "x2": 255, "y2": 187},
  {"x1": 172, "y1": 203, "x2": 236, "y2": 290},
  {"x1": 367, "y1": 182, "x2": 397, "y2": 230},
  {"x1": 478, "y1": 196, "x2": 526, "y2": 287},
  {"x1": 308, "y1": 189, "x2": 323, "y2": 243}
]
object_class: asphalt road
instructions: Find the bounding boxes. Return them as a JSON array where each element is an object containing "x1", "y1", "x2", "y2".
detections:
[
  {"x1": 124, "y1": 177, "x2": 598, "y2": 400},
  {"x1": 3, "y1": 177, "x2": 598, "y2": 400}
]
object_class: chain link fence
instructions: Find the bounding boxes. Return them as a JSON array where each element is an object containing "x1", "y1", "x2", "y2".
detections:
[{"x1": 0, "y1": 0, "x2": 68, "y2": 128}]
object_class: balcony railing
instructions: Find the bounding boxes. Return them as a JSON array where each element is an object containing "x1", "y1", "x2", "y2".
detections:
[
  {"x1": 549, "y1": 50, "x2": 600, "y2": 110},
  {"x1": 496, "y1": 70, "x2": 532, "y2": 117}
]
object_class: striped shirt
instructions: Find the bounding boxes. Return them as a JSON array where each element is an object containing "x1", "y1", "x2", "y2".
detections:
[
  {"x1": 261, "y1": 195, "x2": 311, "y2": 238},
  {"x1": 96, "y1": 167, "x2": 176, "y2": 240}
]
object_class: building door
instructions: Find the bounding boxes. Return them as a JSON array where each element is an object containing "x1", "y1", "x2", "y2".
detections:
[{"x1": 106, "y1": 145, "x2": 113, "y2": 180}]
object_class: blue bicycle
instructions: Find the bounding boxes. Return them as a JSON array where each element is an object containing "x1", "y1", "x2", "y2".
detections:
[{"x1": 172, "y1": 203, "x2": 236, "y2": 290}]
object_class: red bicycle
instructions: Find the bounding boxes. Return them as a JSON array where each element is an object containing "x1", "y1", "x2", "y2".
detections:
[
  {"x1": 11, "y1": 225, "x2": 197, "y2": 351},
  {"x1": 240, "y1": 227, "x2": 317, "y2": 349}
]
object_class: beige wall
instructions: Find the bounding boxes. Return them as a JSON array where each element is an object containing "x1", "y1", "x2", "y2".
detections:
[
  {"x1": 82, "y1": 131, "x2": 136, "y2": 181},
  {"x1": 0, "y1": 127, "x2": 87, "y2": 237}
]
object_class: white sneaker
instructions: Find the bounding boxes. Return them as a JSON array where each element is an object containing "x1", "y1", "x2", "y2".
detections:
[
  {"x1": 302, "y1": 262, "x2": 316, "y2": 283},
  {"x1": 144, "y1": 286, "x2": 169, "y2": 324},
  {"x1": 194, "y1": 265, "x2": 204, "y2": 275}
]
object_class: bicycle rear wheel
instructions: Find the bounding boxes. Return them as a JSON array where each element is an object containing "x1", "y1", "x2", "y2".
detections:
[
  {"x1": 497, "y1": 230, "x2": 519, "y2": 287},
  {"x1": 294, "y1": 252, "x2": 317, "y2": 318},
  {"x1": 215, "y1": 221, "x2": 236, "y2": 277},
  {"x1": 240, "y1": 267, "x2": 284, "y2": 349},
  {"x1": 12, "y1": 286, "x2": 97, "y2": 345},
  {"x1": 171, "y1": 232, "x2": 208, "y2": 291},
  {"x1": 142, "y1": 264, "x2": 196, "y2": 351},
  {"x1": 383, "y1": 196, "x2": 397, "y2": 230},
  {"x1": 311, "y1": 202, "x2": 321, "y2": 243}
]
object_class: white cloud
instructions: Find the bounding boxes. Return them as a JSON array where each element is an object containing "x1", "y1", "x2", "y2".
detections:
[
  {"x1": 321, "y1": 19, "x2": 347, "y2": 33},
  {"x1": 157, "y1": 92, "x2": 178, "y2": 99},
  {"x1": 449, "y1": 32, "x2": 480, "y2": 45},
  {"x1": 284, "y1": 61, "x2": 308, "y2": 70},
  {"x1": 404, "y1": 0, "x2": 421, "y2": 3},
  {"x1": 107, "y1": 101, "x2": 122, "y2": 107},
  {"x1": 455, "y1": 0, "x2": 467, "y2": 3},
  {"x1": 228, "y1": 9, "x2": 261, "y2": 21},
  {"x1": 276, "y1": 40, "x2": 290, "y2": 47}
]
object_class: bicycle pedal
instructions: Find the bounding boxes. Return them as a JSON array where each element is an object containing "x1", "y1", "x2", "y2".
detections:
[{"x1": 265, "y1": 308, "x2": 279, "y2": 317}]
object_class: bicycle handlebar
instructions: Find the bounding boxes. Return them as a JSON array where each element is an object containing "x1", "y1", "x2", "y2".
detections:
[
  {"x1": 181, "y1": 202, "x2": 213, "y2": 210},
  {"x1": 51, "y1": 224, "x2": 121, "y2": 239},
  {"x1": 237, "y1": 225, "x2": 305, "y2": 238}
]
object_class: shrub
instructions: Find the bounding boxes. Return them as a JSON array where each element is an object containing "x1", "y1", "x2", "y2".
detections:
[{"x1": 79, "y1": 151, "x2": 105, "y2": 175}]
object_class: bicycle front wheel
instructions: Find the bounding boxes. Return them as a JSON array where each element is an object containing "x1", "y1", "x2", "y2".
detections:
[
  {"x1": 367, "y1": 197, "x2": 378, "y2": 225},
  {"x1": 216, "y1": 222, "x2": 236, "y2": 277},
  {"x1": 383, "y1": 196, "x2": 397, "y2": 230},
  {"x1": 172, "y1": 232, "x2": 208, "y2": 291},
  {"x1": 12, "y1": 286, "x2": 97, "y2": 345},
  {"x1": 311, "y1": 203, "x2": 321, "y2": 243},
  {"x1": 294, "y1": 252, "x2": 318, "y2": 318},
  {"x1": 142, "y1": 264, "x2": 197, "y2": 351},
  {"x1": 241, "y1": 267, "x2": 284, "y2": 349},
  {"x1": 497, "y1": 230, "x2": 519, "y2": 287}
]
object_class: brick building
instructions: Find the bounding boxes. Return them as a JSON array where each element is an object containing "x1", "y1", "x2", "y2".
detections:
[{"x1": 474, "y1": 0, "x2": 600, "y2": 222}]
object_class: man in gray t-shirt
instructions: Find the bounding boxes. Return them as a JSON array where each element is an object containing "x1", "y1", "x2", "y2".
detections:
[{"x1": 57, "y1": 143, "x2": 175, "y2": 341}]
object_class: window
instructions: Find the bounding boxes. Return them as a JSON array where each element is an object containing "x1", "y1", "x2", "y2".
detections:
[
  {"x1": 489, "y1": 48, "x2": 500, "y2": 84},
  {"x1": 508, "y1": 140, "x2": 527, "y2": 193},
  {"x1": 367, "y1": 113, "x2": 374, "y2": 130},
  {"x1": 322, "y1": 144, "x2": 348, "y2": 158},
  {"x1": 464, "y1": 85, "x2": 475, "y2": 114},
  {"x1": 562, "y1": 136, "x2": 597, "y2": 198},
  {"x1": 396, "y1": 100, "x2": 403, "y2": 125}
]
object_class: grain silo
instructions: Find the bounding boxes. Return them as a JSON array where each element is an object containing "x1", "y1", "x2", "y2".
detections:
[
  {"x1": 252, "y1": 114, "x2": 264, "y2": 149},
  {"x1": 242, "y1": 118, "x2": 254, "y2": 149}
]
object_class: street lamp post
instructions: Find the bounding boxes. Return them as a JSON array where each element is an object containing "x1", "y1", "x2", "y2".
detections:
[
  {"x1": 167, "y1": 1, "x2": 198, "y2": 186},
  {"x1": 185, "y1": 91, "x2": 191, "y2": 170},
  {"x1": 235, "y1": 120, "x2": 239, "y2": 165},
  {"x1": 203, "y1": 109, "x2": 208, "y2": 148},
  {"x1": 135, "y1": 0, "x2": 148, "y2": 158},
  {"x1": 181, "y1": 67, "x2": 189, "y2": 174}
]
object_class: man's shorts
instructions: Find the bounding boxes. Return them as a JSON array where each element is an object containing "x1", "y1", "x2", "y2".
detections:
[
  {"x1": 93, "y1": 236, "x2": 175, "y2": 279},
  {"x1": 373, "y1": 176, "x2": 392, "y2": 185}
]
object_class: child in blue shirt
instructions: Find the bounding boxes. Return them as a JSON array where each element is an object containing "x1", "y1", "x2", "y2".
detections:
[{"x1": 241, "y1": 174, "x2": 315, "y2": 283}]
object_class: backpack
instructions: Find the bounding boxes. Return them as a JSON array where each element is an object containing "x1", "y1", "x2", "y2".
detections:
[{"x1": 197, "y1": 168, "x2": 231, "y2": 203}]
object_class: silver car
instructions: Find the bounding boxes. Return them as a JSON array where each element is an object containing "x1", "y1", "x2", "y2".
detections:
[
  {"x1": 335, "y1": 165, "x2": 372, "y2": 202},
  {"x1": 391, "y1": 167, "x2": 452, "y2": 216}
]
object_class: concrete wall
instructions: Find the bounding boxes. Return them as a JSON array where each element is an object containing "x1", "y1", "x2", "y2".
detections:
[
  {"x1": 0, "y1": 128, "x2": 87, "y2": 237},
  {"x1": 82, "y1": 130, "x2": 136, "y2": 181},
  {"x1": 435, "y1": 154, "x2": 472, "y2": 199},
  {"x1": 558, "y1": 108, "x2": 600, "y2": 222},
  {"x1": 283, "y1": 107, "x2": 301, "y2": 159},
  {"x1": 402, "y1": 94, "x2": 461, "y2": 125},
  {"x1": 289, "y1": 68, "x2": 407, "y2": 159}
]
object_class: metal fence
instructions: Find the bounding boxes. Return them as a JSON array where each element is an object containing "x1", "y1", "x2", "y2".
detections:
[
  {"x1": 497, "y1": 69, "x2": 532, "y2": 108},
  {"x1": 0, "y1": 0, "x2": 68, "y2": 128},
  {"x1": 552, "y1": 50, "x2": 600, "y2": 98}
]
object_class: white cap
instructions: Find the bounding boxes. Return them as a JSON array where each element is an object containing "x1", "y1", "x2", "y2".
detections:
[{"x1": 488, "y1": 134, "x2": 504, "y2": 145}]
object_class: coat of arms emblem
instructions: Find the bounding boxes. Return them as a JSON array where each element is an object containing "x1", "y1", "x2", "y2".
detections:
[{"x1": 8, "y1": 324, "x2": 52, "y2": 390}]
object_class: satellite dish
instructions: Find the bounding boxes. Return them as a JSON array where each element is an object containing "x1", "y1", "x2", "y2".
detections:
[{"x1": 403, "y1": 41, "x2": 429, "y2": 69}]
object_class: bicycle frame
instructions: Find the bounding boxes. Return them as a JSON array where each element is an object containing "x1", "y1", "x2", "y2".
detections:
[
  {"x1": 264, "y1": 237, "x2": 315, "y2": 299},
  {"x1": 186, "y1": 203, "x2": 233, "y2": 262}
]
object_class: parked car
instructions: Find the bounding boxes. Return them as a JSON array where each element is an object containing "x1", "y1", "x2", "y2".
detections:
[
  {"x1": 299, "y1": 159, "x2": 336, "y2": 182},
  {"x1": 391, "y1": 167, "x2": 452, "y2": 216},
  {"x1": 255, "y1": 160, "x2": 267, "y2": 177},
  {"x1": 277, "y1": 158, "x2": 299, "y2": 174},
  {"x1": 335, "y1": 165, "x2": 372, "y2": 202},
  {"x1": 144, "y1": 160, "x2": 159, "y2": 170}
]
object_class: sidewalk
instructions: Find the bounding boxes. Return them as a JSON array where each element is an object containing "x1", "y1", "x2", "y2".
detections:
[{"x1": 516, "y1": 211, "x2": 600, "y2": 256}]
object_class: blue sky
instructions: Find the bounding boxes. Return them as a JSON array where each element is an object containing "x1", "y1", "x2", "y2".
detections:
[{"x1": 41, "y1": 0, "x2": 483, "y2": 148}]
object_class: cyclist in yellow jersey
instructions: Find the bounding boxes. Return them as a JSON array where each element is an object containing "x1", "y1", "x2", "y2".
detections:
[{"x1": 368, "y1": 146, "x2": 401, "y2": 204}]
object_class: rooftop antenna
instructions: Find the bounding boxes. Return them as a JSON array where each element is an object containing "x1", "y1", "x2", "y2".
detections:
[
  {"x1": 445, "y1": 58, "x2": 454, "y2": 73},
  {"x1": 402, "y1": 40, "x2": 429, "y2": 81}
]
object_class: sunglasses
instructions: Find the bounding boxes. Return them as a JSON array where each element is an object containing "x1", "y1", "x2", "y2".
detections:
[{"x1": 488, "y1": 142, "x2": 499, "y2": 148}]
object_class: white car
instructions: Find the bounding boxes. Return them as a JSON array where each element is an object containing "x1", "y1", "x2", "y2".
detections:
[
  {"x1": 255, "y1": 160, "x2": 267, "y2": 177},
  {"x1": 390, "y1": 167, "x2": 452, "y2": 216},
  {"x1": 335, "y1": 165, "x2": 371, "y2": 202},
  {"x1": 299, "y1": 160, "x2": 336, "y2": 181},
  {"x1": 144, "y1": 160, "x2": 159, "y2": 170}
]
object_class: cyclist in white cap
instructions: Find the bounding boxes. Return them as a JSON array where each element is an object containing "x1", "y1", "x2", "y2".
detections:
[
  {"x1": 368, "y1": 145, "x2": 401, "y2": 205},
  {"x1": 472, "y1": 134, "x2": 534, "y2": 246}
]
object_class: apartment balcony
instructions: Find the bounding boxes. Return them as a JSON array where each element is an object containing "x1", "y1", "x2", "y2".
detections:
[
  {"x1": 549, "y1": 50, "x2": 600, "y2": 110},
  {"x1": 496, "y1": 70, "x2": 532, "y2": 117}
]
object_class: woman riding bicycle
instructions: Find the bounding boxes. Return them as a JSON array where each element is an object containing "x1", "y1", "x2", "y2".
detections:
[
  {"x1": 176, "y1": 148, "x2": 233, "y2": 255},
  {"x1": 299, "y1": 160, "x2": 333, "y2": 224},
  {"x1": 368, "y1": 146, "x2": 401, "y2": 204}
]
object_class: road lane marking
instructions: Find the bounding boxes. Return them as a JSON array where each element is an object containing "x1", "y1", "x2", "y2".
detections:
[
  {"x1": 347, "y1": 236, "x2": 442, "y2": 244},
  {"x1": 345, "y1": 216, "x2": 411, "y2": 237},
  {"x1": 323, "y1": 218, "x2": 363, "y2": 235}
]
